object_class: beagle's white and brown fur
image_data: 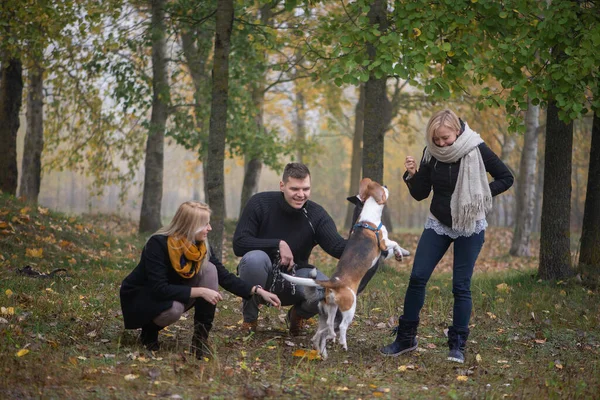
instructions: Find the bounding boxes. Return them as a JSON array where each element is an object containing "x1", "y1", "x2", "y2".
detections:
[{"x1": 281, "y1": 178, "x2": 408, "y2": 359}]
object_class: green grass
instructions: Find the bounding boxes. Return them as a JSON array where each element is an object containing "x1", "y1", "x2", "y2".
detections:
[{"x1": 0, "y1": 193, "x2": 598, "y2": 399}]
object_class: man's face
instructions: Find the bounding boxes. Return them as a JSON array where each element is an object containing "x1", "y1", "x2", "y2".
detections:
[{"x1": 280, "y1": 176, "x2": 311, "y2": 209}]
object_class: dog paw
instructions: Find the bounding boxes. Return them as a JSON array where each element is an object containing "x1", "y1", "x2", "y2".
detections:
[{"x1": 394, "y1": 246, "x2": 410, "y2": 261}]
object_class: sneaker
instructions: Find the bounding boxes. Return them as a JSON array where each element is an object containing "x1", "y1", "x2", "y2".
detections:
[
  {"x1": 447, "y1": 349, "x2": 465, "y2": 363},
  {"x1": 241, "y1": 320, "x2": 257, "y2": 333},
  {"x1": 286, "y1": 307, "x2": 308, "y2": 336}
]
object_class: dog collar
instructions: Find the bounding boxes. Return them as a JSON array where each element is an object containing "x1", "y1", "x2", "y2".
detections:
[{"x1": 353, "y1": 221, "x2": 386, "y2": 251}]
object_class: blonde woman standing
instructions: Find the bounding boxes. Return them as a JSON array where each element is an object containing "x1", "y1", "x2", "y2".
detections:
[
  {"x1": 381, "y1": 110, "x2": 513, "y2": 363},
  {"x1": 120, "y1": 201, "x2": 280, "y2": 358}
]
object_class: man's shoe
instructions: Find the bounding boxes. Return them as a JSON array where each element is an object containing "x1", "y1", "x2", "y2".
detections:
[
  {"x1": 287, "y1": 307, "x2": 308, "y2": 336},
  {"x1": 241, "y1": 320, "x2": 257, "y2": 333}
]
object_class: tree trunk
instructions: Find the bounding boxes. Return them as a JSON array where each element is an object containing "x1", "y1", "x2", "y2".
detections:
[
  {"x1": 0, "y1": 57, "x2": 23, "y2": 195},
  {"x1": 579, "y1": 112, "x2": 600, "y2": 268},
  {"x1": 239, "y1": 156, "x2": 262, "y2": 215},
  {"x1": 363, "y1": 0, "x2": 387, "y2": 185},
  {"x1": 206, "y1": 0, "x2": 234, "y2": 257},
  {"x1": 344, "y1": 84, "x2": 365, "y2": 231},
  {"x1": 294, "y1": 88, "x2": 306, "y2": 163},
  {"x1": 538, "y1": 101, "x2": 573, "y2": 279},
  {"x1": 139, "y1": 0, "x2": 169, "y2": 233},
  {"x1": 510, "y1": 101, "x2": 540, "y2": 256},
  {"x1": 19, "y1": 65, "x2": 44, "y2": 204}
]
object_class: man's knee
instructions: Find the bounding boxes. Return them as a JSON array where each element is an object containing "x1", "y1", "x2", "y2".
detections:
[{"x1": 239, "y1": 250, "x2": 271, "y2": 272}]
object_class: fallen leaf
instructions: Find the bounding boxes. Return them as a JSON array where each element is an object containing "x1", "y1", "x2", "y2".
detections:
[
  {"x1": 0, "y1": 221, "x2": 7, "y2": 229},
  {"x1": 20, "y1": 207, "x2": 31, "y2": 215},
  {"x1": 457, "y1": 375, "x2": 468, "y2": 382},
  {"x1": 5, "y1": 289, "x2": 13, "y2": 298},
  {"x1": 26, "y1": 248, "x2": 44, "y2": 258},
  {"x1": 426, "y1": 343, "x2": 437, "y2": 349},
  {"x1": 476, "y1": 354, "x2": 482, "y2": 363},
  {"x1": 124, "y1": 374, "x2": 138, "y2": 381},
  {"x1": 496, "y1": 283, "x2": 510, "y2": 293},
  {"x1": 16, "y1": 349, "x2": 30, "y2": 357},
  {"x1": 398, "y1": 365, "x2": 407, "y2": 372},
  {"x1": 38, "y1": 206, "x2": 49, "y2": 215}
]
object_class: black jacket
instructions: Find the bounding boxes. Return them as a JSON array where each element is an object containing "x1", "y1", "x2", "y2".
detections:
[
  {"x1": 233, "y1": 192, "x2": 346, "y2": 267},
  {"x1": 120, "y1": 235, "x2": 253, "y2": 329},
  {"x1": 404, "y1": 142, "x2": 514, "y2": 229}
]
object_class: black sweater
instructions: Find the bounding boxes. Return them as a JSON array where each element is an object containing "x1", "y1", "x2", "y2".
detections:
[
  {"x1": 233, "y1": 192, "x2": 346, "y2": 268},
  {"x1": 404, "y1": 143, "x2": 514, "y2": 229},
  {"x1": 120, "y1": 235, "x2": 253, "y2": 329}
]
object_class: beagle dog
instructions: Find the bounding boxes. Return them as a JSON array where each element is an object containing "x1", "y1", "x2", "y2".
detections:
[{"x1": 281, "y1": 178, "x2": 408, "y2": 359}]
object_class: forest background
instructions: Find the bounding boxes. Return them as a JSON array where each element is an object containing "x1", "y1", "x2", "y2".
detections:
[{"x1": 1, "y1": 1, "x2": 599, "y2": 398}]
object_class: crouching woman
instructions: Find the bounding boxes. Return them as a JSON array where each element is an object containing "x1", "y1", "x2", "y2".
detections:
[{"x1": 120, "y1": 201, "x2": 280, "y2": 358}]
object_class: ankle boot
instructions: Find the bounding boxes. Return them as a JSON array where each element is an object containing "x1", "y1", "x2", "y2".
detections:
[
  {"x1": 191, "y1": 322, "x2": 212, "y2": 360},
  {"x1": 447, "y1": 326, "x2": 469, "y2": 363},
  {"x1": 140, "y1": 322, "x2": 162, "y2": 351},
  {"x1": 286, "y1": 306, "x2": 308, "y2": 336},
  {"x1": 380, "y1": 316, "x2": 419, "y2": 356},
  {"x1": 192, "y1": 299, "x2": 215, "y2": 359}
]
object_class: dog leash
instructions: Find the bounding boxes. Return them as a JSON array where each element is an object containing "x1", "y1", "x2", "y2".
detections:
[{"x1": 269, "y1": 251, "x2": 297, "y2": 296}]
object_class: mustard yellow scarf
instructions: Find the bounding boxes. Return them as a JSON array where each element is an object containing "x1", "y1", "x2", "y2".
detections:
[{"x1": 167, "y1": 236, "x2": 207, "y2": 278}]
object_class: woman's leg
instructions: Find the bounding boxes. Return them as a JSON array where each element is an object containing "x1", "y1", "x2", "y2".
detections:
[
  {"x1": 192, "y1": 262, "x2": 219, "y2": 358},
  {"x1": 402, "y1": 228, "x2": 452, "y2": 320},
  {"x1": 451, "y1": 230, "x2": 485, "y2": 329}
]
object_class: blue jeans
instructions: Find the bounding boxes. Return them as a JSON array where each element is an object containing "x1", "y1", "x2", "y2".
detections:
[{"x1": 403, "y1": 228, "x2": 485, "y2": 330}]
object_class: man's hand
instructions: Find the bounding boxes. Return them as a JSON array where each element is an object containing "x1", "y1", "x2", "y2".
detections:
[{"x1": 278, "y1": 240, "x2": 295, "y2": 271}]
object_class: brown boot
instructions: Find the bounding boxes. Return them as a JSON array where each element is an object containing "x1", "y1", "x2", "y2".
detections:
[
  {"x1": 287, "y1": 307, "x2": 308, "y2": 336},
  {"x1": 241, "y1": 320, "x2": 258, "y2": 334}
]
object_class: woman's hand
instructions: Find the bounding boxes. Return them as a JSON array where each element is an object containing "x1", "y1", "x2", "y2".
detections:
[
  {"x1": 257, "y1": 287, "x2": 281, "y2": 308},
  {"x1": 405, "y1": 156, "x2": 417, "y2": 177},
  {"x1": 191, "y1": 287, "x2": 223, "y2": 305}
]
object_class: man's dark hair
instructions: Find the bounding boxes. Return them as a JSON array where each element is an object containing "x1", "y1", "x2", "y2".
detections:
[{"x1": 282, "y1": 162, "x2": 311, "y2": 182}]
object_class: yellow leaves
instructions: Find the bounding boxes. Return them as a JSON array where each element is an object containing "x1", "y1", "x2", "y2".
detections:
[
  {"x1": 20, "y1": 207, "x2": 31, "y2": 215},
  {"x1": 411, "y1": 28, "x2": 422, "y2": 38},
  {"x1": 496, "y1": 283, "x2": 510, "y2": 293},
  {"x1": 68, "y1": 258, "x2": 77, "y2": 265},
  {"x1": 0, "y1": 221, "x2": 8, "y2": 229},
  {"x1": 124, "y1": 374, "x2": 139, "y2": 381},
  {"x1": 292, "y1": 349, "x2": 321, "y2": 360},
  {"x1": 26, "y1": 248, "x2": 44, "y2": 258},
  {"x1": 398, "y1": 365, "x2": 407, "y2": 372},
  {"x1": 38, "y1": 206, "x2": 49, "y2": 215},
  {"x1": 1, "y1": 306, "x2": 15, "y2": 315},
  {"x1": 476, "y1": 354, "x2": 482, "y2": 363},
  {"x1": 5, "y1": 289, "x2": 13, "y2": 298},
  {"x1": 486, "y1": 312, "x2": 497, "y2": 320},
  {"x1": 16, "y1": 348, "x2": 30, "y2": 357},
  {"x1": 457, "y1": 375, "x2": 468, "y2": 382}
]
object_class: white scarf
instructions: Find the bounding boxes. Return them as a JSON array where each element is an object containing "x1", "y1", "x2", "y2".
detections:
[{"x1": 424, "y1": 122, "x2": 492, "y2": 234}]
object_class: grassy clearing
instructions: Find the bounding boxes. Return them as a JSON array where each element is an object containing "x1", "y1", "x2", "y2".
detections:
[{"x1": 0, "y1": 193, "x2": 598, "y2": 399}]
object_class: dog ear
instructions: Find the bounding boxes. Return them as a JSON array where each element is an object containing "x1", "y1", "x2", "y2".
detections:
[
  {"x1": 368, "y1": 181, "x2": 387, "y2": 204},
  {"x1": 358, "y1": 178, "x2": 372, "y2": 201}
]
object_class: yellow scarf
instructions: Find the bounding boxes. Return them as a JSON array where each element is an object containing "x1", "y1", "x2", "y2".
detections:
[{"x1": 167, "y1": 236, "x2": 207, "y2": 278}]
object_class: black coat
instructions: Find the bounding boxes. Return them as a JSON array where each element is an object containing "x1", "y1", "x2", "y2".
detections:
[
  {"x1": 232, "y1": 192, "x2": 346, "y2": 268},
  {"x1": 404, "y1": 143, "x2": 514, "y2": 229},
  {"x1": 120, "y1": 235, "x2": 253, "y2": 329}
]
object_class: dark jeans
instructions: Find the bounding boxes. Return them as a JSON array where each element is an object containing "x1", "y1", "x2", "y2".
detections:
[{"x1": 403, "y1": 228, "x2": 485, "y2": 330}]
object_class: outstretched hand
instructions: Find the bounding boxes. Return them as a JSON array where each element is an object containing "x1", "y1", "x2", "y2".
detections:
[
  {"x1": 192, "y1": 287, "x2": 223, "y2": 305},
  {"x1": 258, "y1": 288, "x2": 281, "y2": 308}
]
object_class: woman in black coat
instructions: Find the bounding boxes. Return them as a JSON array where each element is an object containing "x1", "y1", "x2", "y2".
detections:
[
  {"x1": 381, "y1": 109, "x2": 513, "y2": 363},
  {"x1": 120, "y1": 201, "x2": 280, "y2": 358}
]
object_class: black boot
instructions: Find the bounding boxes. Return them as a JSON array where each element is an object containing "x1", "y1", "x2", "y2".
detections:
[
  {"x1": 140, "y1": 322, "x2": 162, "y2": 351},
  {"x1": 380, "y1": 316, "x2": 419, "y2": 356},
  {"x1": 447, "y1": 326, "x2": 469, "y2": 363},
  {"x1": 191, "y1": 298, "x2": 215, "y2": 360},
  {"x1": 191, "y1": 322, "x2": 212, "y2": 360}
]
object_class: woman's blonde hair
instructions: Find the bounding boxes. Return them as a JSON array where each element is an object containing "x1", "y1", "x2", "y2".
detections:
[
  {"x1": 426, "y1": 109, "x2": 461, "y2": 143},
  {"x1": 153, "y1": 201, "x2": 212, "y2": 259}
]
